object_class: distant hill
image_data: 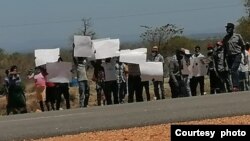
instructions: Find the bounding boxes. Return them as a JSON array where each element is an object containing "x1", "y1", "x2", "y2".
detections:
[
  {"x1": 118, "y1": 32, "x2": 226, "y2": 42},
  {"x1": 2, "y1": 32, "x2": 226, "y2": 54},
  {"x1": 186, "y1": 32, "x2": 225, "y2": 40}
]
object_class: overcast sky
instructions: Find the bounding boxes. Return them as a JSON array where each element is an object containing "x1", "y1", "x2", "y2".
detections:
[{"x1": 0, "y1": 0, "x2": 246, "y2": 52}]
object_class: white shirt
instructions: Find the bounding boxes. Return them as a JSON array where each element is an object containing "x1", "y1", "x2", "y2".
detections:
[
  {"x1": 190, "y1": 53, "x2": 207, "y2": 77},
  {"x1": 239, "y1": 50, "x2": 249, "y2": 72}
]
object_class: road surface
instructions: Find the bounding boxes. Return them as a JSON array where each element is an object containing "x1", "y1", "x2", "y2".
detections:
[{"x1": 0, "y1": 92, "x2": 250, "y2": 141}]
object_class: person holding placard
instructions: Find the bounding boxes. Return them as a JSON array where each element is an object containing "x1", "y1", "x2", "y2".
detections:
[
  {"x1": 150, "y1": 46, "x2": 165, "y2": 100},
  {"x1": 102, "y1": 58, "x2": 119, "y2": 105},
  {"x1": 55, "y1": 57, "x2": 71, "y2": 110},
  {"x1": 127, "y1": 63, "x2": 143, "y2": 103},
  {"x1": 73, "y1": 56, "x2": 89, "y2": 108},
  {"x1": 91, "y1": 59, "x2": 106, "y2": 106},
  {"x1": 40, "y1": 67, "x2": 56, "y2": 111},
  {"x1": 28, "y1": 66, "x2": 46, "y2": 112},
  {"x1": 115, "y1": 59, "x2": 128, "y2": 103},
  {"x1": 73, "y1": 43, "x2": 90, "y2": 108}
]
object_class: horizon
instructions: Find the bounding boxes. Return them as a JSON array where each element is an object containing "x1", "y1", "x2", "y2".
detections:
[{"x1": 1, "y1": 32, "x2": 225, "y2": 54}]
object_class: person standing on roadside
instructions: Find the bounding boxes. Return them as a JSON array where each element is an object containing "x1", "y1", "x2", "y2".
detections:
[
  {"x1": 28, "y1": 66, "x2": 46, "y2": 112},
  {"x1": 115, "y1": 59, "x2": 128, "y2": 103},
  {"x1": 55, "y1": 57, "x2": 71, "y2": 110},
  {"x1": 223, "y1": 23, "x2": 246, "y2": 92},
  {"x1": 73, "y1": 43, "x2": 90, "y2": 108},
  {"x1": 7, "y1": 66, "x2": 27, "y2": 114},
  {"x1": 91, "y1": 59, "x2": 106, "y2": 106},
  {"x1": 190, "y1": 46, "x2": 206, "y2": 96},
  {"x1": 150, "y1": 46, "x2": 165, "y2": 100}
]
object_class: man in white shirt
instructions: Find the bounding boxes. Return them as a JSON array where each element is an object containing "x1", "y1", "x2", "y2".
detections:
[{"x1": 190, "y1": 46, "x2": 206, "y2": 96}]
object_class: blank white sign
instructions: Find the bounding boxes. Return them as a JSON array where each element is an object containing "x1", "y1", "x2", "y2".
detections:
[
  {"x1": 93, "y1": 39, "x2": 120, "y2": 59},
  {"x1": 74, "y1": 35, "x2": 93, "y2": 57},
  {"x1": 35, "y1": 48, "x2": 60, "y2": 67},
  {"x1": 140, "y1": 62, "x2": 163, "y2": 81},
  {"x1": 46, "y1": 62, "x2": 72, "y2": 83}
]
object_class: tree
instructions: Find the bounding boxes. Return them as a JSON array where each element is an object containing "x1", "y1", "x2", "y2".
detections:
[
  {"x1": 74, "y1": 18, "x2": 96, "y2": 39},
  {"x1": 162, "y1": 36, "x2": 195, "y2": 56},
  {"x1": 236, "y1": 17, "x2": 250, "y2": 42},
  {"x1": 244, "y1": 0, "x2": 250, "y2": 17},
  {"x1": 235, "y1": 0, "x2": 250, "y2": 41},
  {"x1": 140, "y1": 24, "x2": 183, "y2": 48}
]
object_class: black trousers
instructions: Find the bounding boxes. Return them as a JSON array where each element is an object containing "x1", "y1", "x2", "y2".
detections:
[
  {"x1": 128, "y1": 75, "x2": 143, "y2": 103},
  {"x1": 227, "y1": 54, "x2": 241, "y2": 88},
  {"x1": 190, "y1": 76, "x2": 204, "y2": 96},
  {"x1": 56, "y1": 83, "x2": 70, "y2": 110},
  {"x1": 103, "y1": 80, "x2": 118, "y2": 105},
  {"x1": 45, "y1": 86, "x2": 56, "y2": 110}
]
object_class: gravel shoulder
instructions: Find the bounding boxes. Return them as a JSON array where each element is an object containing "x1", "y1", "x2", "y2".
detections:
[{"x1": 33, "y1": 115, "x2": 250, "y2": 141}]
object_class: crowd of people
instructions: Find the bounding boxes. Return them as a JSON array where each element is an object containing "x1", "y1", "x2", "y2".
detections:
[
  {"x1": 169, "y1": 23, "x2": 249, "y2": 97},
  {"x1": 2, "y1": 22, "x2": 248, "y2": 115}
]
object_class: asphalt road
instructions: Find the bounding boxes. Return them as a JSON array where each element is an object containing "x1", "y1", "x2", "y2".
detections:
[{"x1": 0, "y1": 92, "x2": 250, "y2": 141}]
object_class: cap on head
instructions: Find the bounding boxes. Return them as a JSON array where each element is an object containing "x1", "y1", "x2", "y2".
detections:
[
  {"x1": 152, "y1": 46, "x2": 158, "y2": 51},
  {"x1": 216, "y1": 41, "x2": 223, "y2": 46},
  {"x1": 225, "y1": 23, "x2": 234, "y2": 29},
  {"x1": 207, "y1": 44, "x2": 213, "y2": 49}
]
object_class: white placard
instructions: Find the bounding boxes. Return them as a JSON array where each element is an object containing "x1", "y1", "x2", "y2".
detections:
[
  {"x1": 119, "y1": 48, "x2": 147, "y2": 64},
  {"x1": 120, "y1": 52, "x2": 147, "y2": 64},
  {"x1": 35, "y1": 48, "x2": 60, "y2": 67},
  {"x1": 102, "y1": 59, "x2": 117, "y2": 81},
  {"x1": 92, "y1": 38, "x2": 110, "y2": 42},
  {"x1": 46, "y1": 62, "x2": 72, "y2": 83},
  {"x1": 133, "y1": 48, "x2": 147, "y2": 54},
  {"x1": 93, "y1": 39, "x2": 120, "y2": 59},
  {"x1": 74, "y1": 35, "x2": 93, "y2": 57},
  {"x1": 140, "y1": 62, "x2": 163, "y2": 81}
]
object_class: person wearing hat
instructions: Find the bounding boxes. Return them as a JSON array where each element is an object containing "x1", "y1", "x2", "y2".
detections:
[
  {"x1": 223, "y1": 22, "x2": 246, "y2": 92},
  {"x1": 168, "y1": 49, "x2": 184, "y2": 98},
  {"x1": 179, "y1": 48, "x2": 192, "y2": 97},
  {"x1": 150, "y1": 46, "x2": 165, "y2": 100}
]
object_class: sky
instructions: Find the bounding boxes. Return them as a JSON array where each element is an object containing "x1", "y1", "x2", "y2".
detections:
[{"x1": 0, "y1": 0, "x2": 246, "y2": 53}]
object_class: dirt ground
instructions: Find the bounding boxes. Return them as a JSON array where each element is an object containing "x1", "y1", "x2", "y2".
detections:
[{"x1": 32, "y1": 115, "x2": 250, "y2": 141}]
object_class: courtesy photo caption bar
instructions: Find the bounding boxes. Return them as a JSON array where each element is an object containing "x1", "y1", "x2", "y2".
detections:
[{"x1": 171, "y1": 125, "x2": 250, "y2": 141}]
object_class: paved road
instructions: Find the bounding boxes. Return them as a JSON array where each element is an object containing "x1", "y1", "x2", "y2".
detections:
[{"x1": 0, "y1": 92, "x2": 250, "y2": 141}]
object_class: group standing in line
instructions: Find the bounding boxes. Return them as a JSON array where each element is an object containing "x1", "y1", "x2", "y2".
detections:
[{"x1": 3, "y1": 22, "x2": 247, "y2": 114}]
